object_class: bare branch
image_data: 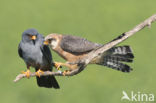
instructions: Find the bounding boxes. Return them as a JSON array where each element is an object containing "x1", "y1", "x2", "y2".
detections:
[
  {"x1": 14, "y1": 67, "x2": 84, "y2": 82},
  {"x1": 14, "y1": 14, "x2": 156, "y2": 82},
  {"x1": 85, "y1": 14, "x2": 156, "y2": 64}
]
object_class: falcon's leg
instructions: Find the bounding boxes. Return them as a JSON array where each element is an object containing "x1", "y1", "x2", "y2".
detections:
[
  {"x1": 21, "y1": 65, "x2": 31, "y2": 78},
  {"x1": 62, "y1": 69, "x2": 72, "y2": 76},
  {"x1": 53, "y1": 62, "x2": 63, "y2": 70},
  {"x1": 35, "y1": 69, "x2": 44, "y2": 77},
  {"x1": 54, "y1": 62, "x2": 78, "y2": 70},
  {"x1": 54, "y1": 62, "x2": 79, "y2": 76}
]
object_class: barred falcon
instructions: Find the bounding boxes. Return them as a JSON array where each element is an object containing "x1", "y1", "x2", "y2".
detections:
[{"x1": 44, "y1": 33, "x2": 134, "y2": 74}]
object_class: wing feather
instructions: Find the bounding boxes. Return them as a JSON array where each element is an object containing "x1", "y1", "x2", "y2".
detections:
[
  {"x1": 60, "y1": 35, "x2": 101, "y2": 54},
  {"x1": 40, "y1": 45, "x2": 52, "y2": 65},
  {"x1": 18, "y1": 43, "x2": 23, "y2": 58},
  {"x1": 39, "y1": 34, "x2": 52, "y2": 66}
]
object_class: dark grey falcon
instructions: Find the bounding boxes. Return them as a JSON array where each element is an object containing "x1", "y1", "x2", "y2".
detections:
[{"x1": 18, "y1": 29, "x2": 59, "y2": 88}]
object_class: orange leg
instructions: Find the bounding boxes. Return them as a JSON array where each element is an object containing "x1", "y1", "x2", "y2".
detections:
[
  {"x1": 35, "y1": 69, "x2": 44, "y2": 77},
  {"x1": 21, "y1": 69, "x2": 31, "y2": 78},
  {"x1": 53, "y1": 62, "x2": 63, "y2": 70},
  {"x1": 54, "y1": 62, "x2": 78, "y2": 70},
  {"x1": 54, "y1": 62, "x2": 79, "y2": 76},
  {"x1": 62, "y1": 70, "x2": 72, "y2": 76}
]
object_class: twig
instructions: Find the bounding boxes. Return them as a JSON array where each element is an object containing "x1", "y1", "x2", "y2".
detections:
[
  {"x1": 14, "y1": 65, "x2": 85, "y2": 82},
  {"x1": 85, "y1": 14, "x2": 156, "y2": 64},
  {"x1": 14, "y1": 14, "x2": 156, "y2": 82}
]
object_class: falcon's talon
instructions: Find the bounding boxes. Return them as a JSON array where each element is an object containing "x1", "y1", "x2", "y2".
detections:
[
  {"x1": 21, "y1": 70, "x2": 31, "y2": 78},
  {"x1": 62, "y1": 71, "x2": 66, "y2": 76},
  {"x1": 36, "y1": 69, "x2": 44, "y2": 77},
  {"x1": 62, "y1": 70, "x2": 71, "y2": 76},
  {"x1": 54, "y1": 62, "x2": 62, "y2": 70}
]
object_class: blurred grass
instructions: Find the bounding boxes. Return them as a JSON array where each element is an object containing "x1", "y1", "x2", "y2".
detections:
[{"x1": 0, "y1": 0, "x2": 156, "y2": 103}]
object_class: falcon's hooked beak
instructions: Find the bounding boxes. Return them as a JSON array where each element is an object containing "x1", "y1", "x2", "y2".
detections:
[
  {"x1": 31, "y1": 35, "x2": 36, "y2": 40},
  {"x1": 29, "y1": 35, "x2": 36, "y2": 45},
  {"x1": 44, "y1": 40, "x2": 49, "y2": 45}
]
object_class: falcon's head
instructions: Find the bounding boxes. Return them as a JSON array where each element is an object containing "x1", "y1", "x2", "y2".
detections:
[
  {"x1": 44, "y1": 33, "x2": 61, "y2": 49},
  {"x1": 22, "y1": 28, "x2": 39, "y2": 45}
]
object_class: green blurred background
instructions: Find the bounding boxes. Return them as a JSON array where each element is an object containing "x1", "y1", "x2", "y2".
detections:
[{"x1": 0, "y1": 0, "x2": 156, "y2": 103}]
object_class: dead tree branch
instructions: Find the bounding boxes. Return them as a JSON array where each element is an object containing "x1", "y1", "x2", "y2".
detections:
[
  {"x1": 14, "y1": 65, "x2": 85, "y2": 82},
  {"x1": 14, "y1": 14, "x2": 156, "y2": 82},
  {"x1": 85, "y1": 14, "x2": 156, "y2": 64}
]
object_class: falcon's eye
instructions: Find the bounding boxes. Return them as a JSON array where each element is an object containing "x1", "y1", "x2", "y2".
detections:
[
  {"x1": 28, "y1": 34, "x2": 32, "y2": 37},
  {"x1": 48, "y1": 38, "x2": 56, "y2": 42},
  {"x1": 28, "y1": 34, "x2": 37, "y2": 40}
]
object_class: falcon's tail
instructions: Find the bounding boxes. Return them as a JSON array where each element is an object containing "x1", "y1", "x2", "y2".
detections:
[
  {"x1": 97, "y1": 46, "x2": 134, "y2": 72},
  {"x1": 35, "y1": 69, "x2": 60, "y2": 88}
]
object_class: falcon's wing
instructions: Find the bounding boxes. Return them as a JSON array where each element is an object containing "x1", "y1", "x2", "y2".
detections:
[
  {"x1": 41, "y1": 45, "x2": 53, "y2": 68},
  {"x1": 60, "y1": 35, "x2": 102, "y2": 54},
  {"x1": 39, "y1": 34, "x2": 52, "y2": 66},
  {"x1": 18, "y1": 43, "x2": 23, "y2": 58}
]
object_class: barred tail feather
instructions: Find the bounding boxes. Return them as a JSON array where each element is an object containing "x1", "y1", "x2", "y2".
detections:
[
  {"x1": 106, "y1": 56, "x2": 133, "y2": 63},
  {"x1": 97, "y1": 46, "x2": 134, "y2": 72},
  {"x1": 108, "y1": 46, "x2": 134, "y2": 57},
  {"x1": 98, "y1": 56, "x2": 133, "y2": 72}
]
